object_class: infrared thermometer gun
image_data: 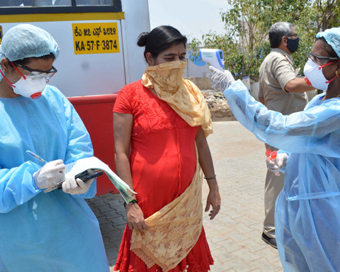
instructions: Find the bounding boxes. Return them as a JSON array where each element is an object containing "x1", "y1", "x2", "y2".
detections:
[{"x1": 199, "y1": 49, "x2": 225, "y2": 71}]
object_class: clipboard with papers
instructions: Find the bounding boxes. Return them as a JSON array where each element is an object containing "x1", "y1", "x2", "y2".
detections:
[{"x1": 45, "y1": 157, "x2": 136, "y2": 203}]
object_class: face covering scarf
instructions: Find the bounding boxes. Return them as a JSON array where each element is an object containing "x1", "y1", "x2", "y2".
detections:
[{"x1": 142, "y1": 60, "x2": 213, "y2": 137}]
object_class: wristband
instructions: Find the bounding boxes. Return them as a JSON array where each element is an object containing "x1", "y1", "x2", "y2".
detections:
[
  {"x1": 204, "y1": 175, "x2": 216, "y2": 180},
  {"x1": 123, "y1": 199, "x2": 138, "y2": 208}
]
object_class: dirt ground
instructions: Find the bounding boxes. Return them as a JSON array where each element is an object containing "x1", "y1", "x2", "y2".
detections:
[{"x1": 203, "y1": 91, "x2": 237, "y2": 122}]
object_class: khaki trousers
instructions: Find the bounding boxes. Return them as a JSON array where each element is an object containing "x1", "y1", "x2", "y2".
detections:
[{"x1": 263, "y1": 143, "x2": 284, "y2": 239}]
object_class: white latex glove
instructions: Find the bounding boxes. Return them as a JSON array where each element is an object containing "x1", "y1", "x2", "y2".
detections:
[
  {"x1": 62, "y1": 169, "x2": 95, "y2": 195},
  {"x1": 33, "y1": 159, "x2": 66, "y2": 190},
  {"x1": 209, "y1": 66, "x2": 235, "y2": 92},
  {"x1": 266, "y1": 153, "x2": 289, "y2": 175}
]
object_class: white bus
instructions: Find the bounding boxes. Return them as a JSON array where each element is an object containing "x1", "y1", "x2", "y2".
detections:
[{"x1": 0, "y1": 0, "x2": 150, "y2": 194}]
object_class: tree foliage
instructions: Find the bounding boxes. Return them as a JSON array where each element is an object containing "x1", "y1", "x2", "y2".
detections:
[{"x1": 191, "y1": 0, "x2": 340, "y2": 77}]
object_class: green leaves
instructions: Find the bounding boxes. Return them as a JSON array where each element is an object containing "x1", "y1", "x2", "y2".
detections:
[{"x1": 192, "y1": 0, "x2": 340, "y2": 77}]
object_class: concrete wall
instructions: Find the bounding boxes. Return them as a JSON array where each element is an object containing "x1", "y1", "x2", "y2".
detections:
[{"x1": 185, "y1": 77, "x2": 212, "y2": 90}]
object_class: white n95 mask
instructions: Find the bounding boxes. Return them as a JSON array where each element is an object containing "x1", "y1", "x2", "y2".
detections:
[
  {"x1": 13, "y1": 76, "x2": 46, "y2": 99},
  {"x1": 303, "y1": 59, "x2": 329, "y2": 91}
]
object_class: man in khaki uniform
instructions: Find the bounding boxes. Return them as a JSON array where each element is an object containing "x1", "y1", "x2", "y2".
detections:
[{"x1": 258, "y1": 22, "x2": 315, "y2": 249}]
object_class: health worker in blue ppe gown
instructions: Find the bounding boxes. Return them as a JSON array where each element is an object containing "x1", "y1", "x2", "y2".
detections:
[
  {"x1": 0, "y1": 24, "x2": 109, "y2": 272},
  {"x1": 209, "y1": 27, "x2": 340, "y2": 272}
]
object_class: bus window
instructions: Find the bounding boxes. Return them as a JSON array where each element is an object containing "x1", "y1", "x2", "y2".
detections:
[
  {"x1": 0, "y1": 0, "x2": 68, "y2": 6},
  {"x1": 55, "y1": 0, "x2": 113, "y2": 5},
  {"x1": 36, "y1": 0, "x2": 56, "y2": 6},
  {"x1": 75, "y1": 0, "x2": 113, "y2": 5},
  {"x1": 0, "y1": 0, "x2": 30, "y2": 6},
  {"x1": 53, "y1": 0, "x2": 71, "y2": 5},
  {"x1": 0, "y1": 0, "x2": 114, "y2": 6},
  {"x1": 0, "y1": 0, "x2": 120, "y2": 14}
]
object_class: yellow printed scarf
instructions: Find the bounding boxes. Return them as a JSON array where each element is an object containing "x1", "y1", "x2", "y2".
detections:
[{"x1": 142, "y1": 60, "x2": 213, "y2": 137}]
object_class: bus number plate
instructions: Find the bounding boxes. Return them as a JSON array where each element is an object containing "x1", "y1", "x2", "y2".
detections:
[{"x1": 72, "y1": 23, "x2": 119, "y2": 55}]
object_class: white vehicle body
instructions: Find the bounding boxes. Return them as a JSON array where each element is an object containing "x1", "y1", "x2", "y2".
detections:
[
  {"x1": 0, "y1": 1, "x2": 150, "y2": 195},
  {"x1": 0, "y1": 0, "x2": 150, "y2": 97}
]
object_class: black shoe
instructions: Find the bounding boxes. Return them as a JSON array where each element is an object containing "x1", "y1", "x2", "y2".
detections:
[{"x1": 262, "y1": 232, "x2": 277, "y2": 249}]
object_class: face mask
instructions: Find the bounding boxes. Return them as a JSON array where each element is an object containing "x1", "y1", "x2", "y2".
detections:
[
  {"x1": 13, "y1": 76, "x2": 46, "y2": 99},
  {"x1": 0, "y1": 68, "x2": 46, "y2": 99},
  {"x1": 287, "y1": 37, "x2": 299, "y2": 54},
  {"x1": 143, "y1": 60, "x2": 186, "y2": 94},
  {"x1": 303, "y1": 58, "x2": 340, "y2": 91}
]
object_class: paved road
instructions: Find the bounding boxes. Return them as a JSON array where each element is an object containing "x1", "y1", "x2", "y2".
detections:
[{"x1": 86, "y1": 121, "x2": 283, "y2": 272}]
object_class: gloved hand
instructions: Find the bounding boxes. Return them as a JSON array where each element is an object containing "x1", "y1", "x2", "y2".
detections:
[
  {"x1": 62, "y1": 169, "x2": 95, "y2": 195},
  {"x1": 209, "y1": 66, "x2": 235, "y2": 92},
  {"x1": 266, "y1": 153, "x2": 289, "y2": 174},
  {"x1": 33, "y1": 159, "x2": 66, "y2": 190}
]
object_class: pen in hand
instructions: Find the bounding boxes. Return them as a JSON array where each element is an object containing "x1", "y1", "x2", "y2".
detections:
[{"x1": 26, "y1": 150, "x2": 48, "y2": 164}]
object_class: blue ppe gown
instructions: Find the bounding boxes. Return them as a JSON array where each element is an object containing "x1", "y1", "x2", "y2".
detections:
[
  {"x1": 224, "y1": 80, "x2": 340, "y2": 272},
  {"x1": 0, "y1": 86, "x2": 109, "y2": 272}
]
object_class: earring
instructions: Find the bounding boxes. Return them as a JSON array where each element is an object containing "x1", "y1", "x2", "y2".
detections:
[{"x1": 336, "y1": 70, "x2": 339, "y2": 76}]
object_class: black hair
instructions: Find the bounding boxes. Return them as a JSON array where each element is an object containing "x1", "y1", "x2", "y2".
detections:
[
  {"x1": 268, "y1": 22, "x2": 292, "y2": 48},
  {"x1": 12, "y1": 53, "x2": 55, "y2": 66},
  {"x1": 137, "y1": 25, "x2": 187, "y2": 61},
  {"x1": 317, "y1": 37, "x2": 339, "y2": 58}
]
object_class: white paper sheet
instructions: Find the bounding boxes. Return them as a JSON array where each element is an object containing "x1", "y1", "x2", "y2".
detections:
[{"x1": 65, "y1": 157, "x2": 136, "y2": 203}]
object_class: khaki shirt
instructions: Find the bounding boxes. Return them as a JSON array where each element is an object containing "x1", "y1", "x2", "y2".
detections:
[{"x1": 258, "y1": 48, "x2": 307, "y2": 115}]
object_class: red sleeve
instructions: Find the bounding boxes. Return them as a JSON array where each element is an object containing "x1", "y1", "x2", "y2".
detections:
[{"x1": 113, "y1": 88, "x2": 132, "y2": 114}]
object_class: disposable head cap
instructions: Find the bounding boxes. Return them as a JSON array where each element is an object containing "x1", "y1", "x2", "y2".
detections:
[
  {"x1": 0, "y1": 24, "x2": 59, "y2": 62},
  {"x1": 316, "y1": 27, "x2": 340, "y2": 58}
]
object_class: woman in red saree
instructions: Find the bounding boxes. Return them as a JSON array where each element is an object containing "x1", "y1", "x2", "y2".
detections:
[{"x1": 113, "y1": 25, "x2": 221, "y2": 272}]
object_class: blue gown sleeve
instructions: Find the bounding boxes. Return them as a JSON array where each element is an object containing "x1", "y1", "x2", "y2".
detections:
[
  {"x1": 51, "y1": 88, "x2": 97, "y2": 199},
  {"x1": 224, "y1": 80, "x2": 340, "y2": 157},
  {"x1": 0, "y1": 162, "x2": 41, "y2": 213}
]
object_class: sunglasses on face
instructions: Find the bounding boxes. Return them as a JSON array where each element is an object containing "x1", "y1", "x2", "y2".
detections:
[
  {"x1": 287, "y1": 33, "x2": 298, "y2": 38},
  {"x1": 308, "y1": 52, "x2": 340, "y2": 66},
  {"x1": 11, "y1": 62, "x2": 58, "y2": 80}
]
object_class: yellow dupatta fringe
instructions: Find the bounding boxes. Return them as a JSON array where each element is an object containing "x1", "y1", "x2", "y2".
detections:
[{"x1": 130, "y1": 148, "x2": 203, "y2": 272}]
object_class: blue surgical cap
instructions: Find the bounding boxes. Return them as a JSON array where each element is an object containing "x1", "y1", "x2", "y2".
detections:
[
  {"x1": 316, "y1": 27, "x2": 340, "y2": 58},
  {"x1": 0, "y1": 24, "x2": 59, "y2": 62}
]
